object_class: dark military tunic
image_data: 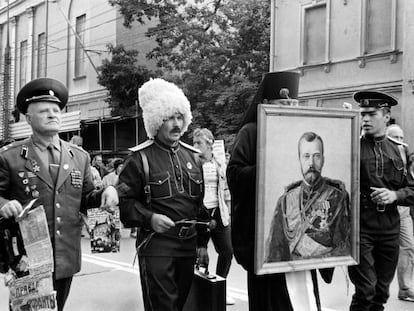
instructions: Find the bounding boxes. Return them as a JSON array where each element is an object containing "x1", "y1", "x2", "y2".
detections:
[
  {"x1": 118, "y1": 139, "x2": 207, "y2": 256},
  {"x1": 265, "y1": 177, "x2": 351, "y2": 262},
  {"x1": 359, "y1": 134, "x2": 414, "y2": 233},
  {"x1": 349, "y1": 134, "x2": 414, "y2": 311},
  {"x1": 118, "y1": 139, "x2": 208, "y2": 311}
]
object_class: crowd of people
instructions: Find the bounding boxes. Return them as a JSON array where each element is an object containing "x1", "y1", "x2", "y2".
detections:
[{"x1": 0, "y1": 73, "x2": 414, "y2": 311}]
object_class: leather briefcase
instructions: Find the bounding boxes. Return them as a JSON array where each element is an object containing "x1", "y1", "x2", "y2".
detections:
[{"x1": 183, "y1": 267, "x2": 226, "y2": 311}]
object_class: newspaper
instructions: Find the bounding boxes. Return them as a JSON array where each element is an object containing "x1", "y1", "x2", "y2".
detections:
[
  {"x1": 87, "y1": 207, "x2": 121, "y2": 253},
  {"x1": 212, "y1": 140, "x2": 226, "y2": 165},
  {"x1": 11, "y1": 291, "x2": 57, "y2": 311},
  {"x1": 18, "y1": 206, "x2": 54, "y2": 275},
  {"x1": 6, "y1": 205, "x2": 56, "y2": 311}
]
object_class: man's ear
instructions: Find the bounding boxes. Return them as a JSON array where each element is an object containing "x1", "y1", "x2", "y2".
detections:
[{"x1": 25, "y1": 113, "x2": 31, "y2": 125}]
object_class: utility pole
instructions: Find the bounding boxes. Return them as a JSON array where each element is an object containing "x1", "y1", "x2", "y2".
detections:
[
  {"x1": 2, "y1": 0, "x2": 12, "y2": 140},
  {"x1": 45, "y1": 0, "x2": 49, "y2": 76}
]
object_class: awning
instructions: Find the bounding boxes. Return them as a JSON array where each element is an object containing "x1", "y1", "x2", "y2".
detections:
[{"x1": 9, "y1": 111, "x2": 81, "y2": 139}]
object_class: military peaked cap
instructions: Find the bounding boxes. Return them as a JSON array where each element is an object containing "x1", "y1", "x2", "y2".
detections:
[
  {"x1": 16, "y1": 78, "x2": 68, "y2": 114},
  {"x1": 353, "y1": 90, "x2": 398, "y2": 111}
]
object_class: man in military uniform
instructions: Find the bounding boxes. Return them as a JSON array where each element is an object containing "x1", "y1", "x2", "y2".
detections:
[
  {"x1": 265, "y1": 131, "x2": 351, "y2": 262},
  {"x1": 348, "y1": 91, "x2": 414, "y2": 311},
  {"x1": 118, "y1": 78, "x2": 209, "y2": 311},
  {"x1": 0, "y1": 78, "x2": 119, "y2": 311}
]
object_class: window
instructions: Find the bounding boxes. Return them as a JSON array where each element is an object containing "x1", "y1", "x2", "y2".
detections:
[
  {"x1": 301, "y1": 2, "x2": 329, "y2": 66},
  {"x1": 37, "y1": 33, "x2": 46, "y2": 78},
  {"x1": 362, "y1": 0, "x2": 396, "y2": 55},
  {"x1": 74, "y1": 14, "x2": 86, "y2": 78},
  {"x1": 20, "y1": 40, "x2": 28, "y2": 89}
]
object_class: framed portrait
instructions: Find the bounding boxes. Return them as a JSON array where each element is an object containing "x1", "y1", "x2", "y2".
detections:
[{"x1": 255, "y1": 105, "x2": 360, "y2": 275}]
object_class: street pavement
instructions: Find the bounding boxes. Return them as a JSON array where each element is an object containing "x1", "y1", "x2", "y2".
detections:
[{"x1": 1, "y1": 228, "x2": 414, "y2": 310}]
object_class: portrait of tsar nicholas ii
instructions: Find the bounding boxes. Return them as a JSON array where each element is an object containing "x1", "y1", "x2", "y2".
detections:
[{"x1": 265, "y1": 131, "x2": 351, "y2": 262}]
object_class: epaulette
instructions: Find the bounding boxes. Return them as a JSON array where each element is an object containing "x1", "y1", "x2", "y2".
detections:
[
  {"x1": 387, "y1": 135, "x2": 408, "y2": 147},
  {"x1": 0, "y1": 140, "x2": 25, "y2": 154},
  {"x1": 325, "y1": 177, "x2": 346, "y2": 191},
  {"x1": 179, "y1": 141, "x2": 200, "y2": 153},
  {"x1": 128, "y1": 140, "x2": 154, "y2": 152},
  {"x1": 285, "y1": 180, "x2": 302, "y2": 192},
  {"x1": 65, "y1": 142, "x2": 88, "y2": 155}
]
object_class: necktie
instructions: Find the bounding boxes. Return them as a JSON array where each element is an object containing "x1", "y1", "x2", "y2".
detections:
[{"x1": 47, "y1": 144, "x2": 59, "y2": 185}]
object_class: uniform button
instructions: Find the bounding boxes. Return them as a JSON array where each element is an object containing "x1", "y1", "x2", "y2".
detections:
[
  {"x1": 177, "y1": 176, "x2": 181, "y2": 180},
  {"x1": 56, "y1": 230, "x2": 61, "y2": 235},
  {"x1": 56, "y1": 203, "x2": 61, "y2": 208},
  {"x1": 57, "y1": 217, "x2": 61, "y2": 223},
  {"x1": 175, "y1": 165, "x2": 179, "y2": 168}
]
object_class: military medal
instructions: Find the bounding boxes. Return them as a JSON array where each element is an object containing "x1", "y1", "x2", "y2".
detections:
[
  {"x1": 24, "y1": 186, "x2": 30, "y2": 195},
  {"x1": 70, "y1": 169, "x2": 82, "y2": 188},
  {"x1": 22, "y1": 179, "x2": 29, "y2": 185},
  {"x1": 31, "y1": 160, "x2": 40, "y2": 173},
  {"x1": 31, "y1": 190, "x2": 39, "y2": 198},
  {"x1": 187, "y1": 162, "x2": 192, "y2": 170},
  {"x1": 18, "y1": 170, "x2": 25, "y2": 179}
]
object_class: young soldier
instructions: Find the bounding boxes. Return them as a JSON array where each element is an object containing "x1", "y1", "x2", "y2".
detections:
[{"x1": 349, "y1": 91, "x2": 414, "y2": 310}]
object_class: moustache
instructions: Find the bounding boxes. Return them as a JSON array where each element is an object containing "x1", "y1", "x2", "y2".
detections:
[
  {"x1": 305, "y1": 168, "x2": 320, "y2": 174},
  {"x1": 170, "y1": 127, "x2": 181, "y2": 134}
]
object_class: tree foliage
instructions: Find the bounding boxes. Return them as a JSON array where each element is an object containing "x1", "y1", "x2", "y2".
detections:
[
  {"x1": 109, "y1": 0, "x2": 270, "y2": 145},
  {"x1": 97, "y1": 44, "x2": 157, "y2": 116}
]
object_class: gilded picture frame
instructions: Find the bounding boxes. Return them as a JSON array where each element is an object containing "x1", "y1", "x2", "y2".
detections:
[{"x1": 255, "y1": 105, "x2": 360, "y2": 275}]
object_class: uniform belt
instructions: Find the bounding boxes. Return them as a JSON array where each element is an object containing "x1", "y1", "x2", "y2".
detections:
[
  {"x1": 165, "y1": 224, "x2": 196, "y2": 239},
  {"x1": 361, "y1": 194, "x2": 392, "y2": 212}
]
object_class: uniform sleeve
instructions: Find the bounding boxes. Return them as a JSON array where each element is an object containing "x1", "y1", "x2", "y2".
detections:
[
  {"x1": 395, "y1": 148, "x2": 414, "y2": 206},
  {"x1": 117, "y1": 153, "x2": 153, "y2": 228},
  {"x1": 265, "y1": 196, "x2": 291, "y2": 262},
  {"x1": 0, "y1": 153, "x2": 11, "y2": 208},
  {"x1": 331, "y1": 189, "x2": 351, "y2": 256}
]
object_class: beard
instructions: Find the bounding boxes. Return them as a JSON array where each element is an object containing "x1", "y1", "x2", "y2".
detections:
[{"x1": 303, "y1": 168, "x2": 321, "y2": 185}]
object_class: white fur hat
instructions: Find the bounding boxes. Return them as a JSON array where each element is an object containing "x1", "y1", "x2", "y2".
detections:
[{"x1": 138, "y1": 78, "x2": 193, "y2": 139}]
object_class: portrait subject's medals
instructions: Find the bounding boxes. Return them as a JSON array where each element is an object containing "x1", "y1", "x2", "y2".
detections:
[
  {"x1": 311, "y1": 201, "x2": 330, "y2": 230},
  {"x1": 71, "y1": 169, "x2": 82, "y2": 188},
  {"x1": 187, "y1": 162, "x2": 192, "y2": 170}
]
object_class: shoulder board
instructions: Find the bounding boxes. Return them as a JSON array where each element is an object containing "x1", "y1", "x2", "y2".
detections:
[
  {"x1": 179, "y1": 141, "x2": 200, "y2": 153},
  {"x1": 129, "y1": 140, "x2": 154, "y2": 152},
  {"x1": 0, "y1": 139, "x2": 26, "y2": 154},
  {"x1": 387, "y1": 135, "x2": 408, "y2": 147},
  {"x1": 325, "y1": 177, "x2": 346, "y2": 191},
  {"x1": 285, "y1": 180, "x2": 302, "y2": 192},
  {"x1": 64, "y1": 141, "x2": 88, "y2": 156}
]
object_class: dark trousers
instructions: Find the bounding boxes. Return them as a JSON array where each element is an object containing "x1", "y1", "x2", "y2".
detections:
[
  {"x1": 54, "y1": 277, "x2": 73, "y2": 311},
  {"x1": 210, "y1": 210, "x2": 233, "y2": 278},
  {"x1": 349, "y1": 232, "x2": 399, "y2": 311},
  {"x1": 139, "y1": 256, "x2": 195, "y2": 311},
  {"x1": 247, "y1": 271, "x2": 293, "y2": 311}
]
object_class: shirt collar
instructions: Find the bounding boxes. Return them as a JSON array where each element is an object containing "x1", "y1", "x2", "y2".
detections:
[{"x1": 31, "y1": 135, "x2": 61, "y2": 152}]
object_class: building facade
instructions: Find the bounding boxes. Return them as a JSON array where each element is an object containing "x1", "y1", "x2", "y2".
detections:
[
  {"x1": 0, "y1": 0, "x2": 156, "y2": 154},
  {"x1": 270, "y1": 0, "x2": 414, "y2": 146}
]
